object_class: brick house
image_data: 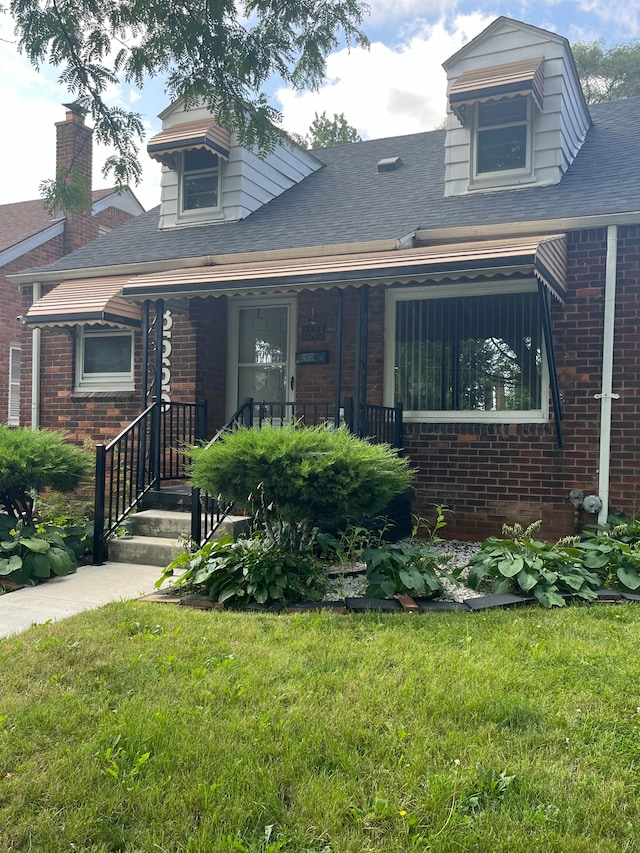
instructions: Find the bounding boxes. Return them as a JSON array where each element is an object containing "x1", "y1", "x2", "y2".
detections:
[
  {"x1": 11, "y1": 17, "x2": 640, "y2": 543},
  {"x1": 1, "y1": 108, "x2": 144, "y2": 427}
]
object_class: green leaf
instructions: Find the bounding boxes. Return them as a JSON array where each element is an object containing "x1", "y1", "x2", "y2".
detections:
[
  {"x1": 498, "y1": 556, "x2": 523, "y2": 578},
  {"x1": 517, "y1": 567, "x2": 538, "y2": 592},
  {"x1": 617, "y1": 565, "x2": 640, "y2": 590},
  {"x1": 24, "y1": 552, "x2": 50, "y2": 578},
  {"x1": 48, "y1": 547, "x2": 74, "y2": 576},
  {"x1": 584, "y1": 552, "x2": 612, "y2": 569},
  {"x1": 21, "y1": 538, "x2": 50, "y2": 554}
]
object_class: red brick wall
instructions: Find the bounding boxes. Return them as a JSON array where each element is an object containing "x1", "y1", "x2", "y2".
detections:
[{"x1": 289, "y1": 227, "x2": 640, "y2": 541}]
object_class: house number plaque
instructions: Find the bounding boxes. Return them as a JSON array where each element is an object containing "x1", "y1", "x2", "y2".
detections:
[{"x1": 301, "y1": 324, "x2": 326, "y2": 341}]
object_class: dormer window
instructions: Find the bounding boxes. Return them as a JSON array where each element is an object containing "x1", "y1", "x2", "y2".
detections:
[
  {"x1": 182, "y1": 149, "x2": 220, "y2": 211},
  {"x1": 475, "y1": 96, "x2": 530, "y2": 176}
]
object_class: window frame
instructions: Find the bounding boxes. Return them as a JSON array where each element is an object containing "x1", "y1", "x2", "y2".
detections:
[
  {"x1": 8, "y1": 345, "x2": 21, "y2": 426},
  {"x1": 384, "y1": 280, "x2": 549, "y2": 423},
  {"x1": 178, "y1": 148, "x2": 222, "y2": 220},
  {"x1": 469, "y1": 96, "x2": 535, "y2": 190},
  {"x1": 75, "y1": 326, "x2": 135, "y2": 392}
]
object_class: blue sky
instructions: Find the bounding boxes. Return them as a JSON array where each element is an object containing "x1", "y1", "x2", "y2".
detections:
[{"x1": 1, "y1": 0, "x2": 638, "y2": 211}]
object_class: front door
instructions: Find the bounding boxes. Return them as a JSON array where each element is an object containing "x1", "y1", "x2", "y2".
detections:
[{"x1": 228, "y1": 296, "x2": 297, "y2": 418}]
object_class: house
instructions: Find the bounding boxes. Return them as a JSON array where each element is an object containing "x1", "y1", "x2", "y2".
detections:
[
  {"x1": 10, "y1": 17, "x2": 640, "y2": 545},
  {"x1": 1, "y1": 107, "x2": 144, "y2": 427}
]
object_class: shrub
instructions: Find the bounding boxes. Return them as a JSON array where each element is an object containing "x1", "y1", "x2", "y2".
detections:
[
  {"x1": 464, "y1": 521, "x2": 601, "y2": 607},
  {"x1": 157, "y1": 534, "x2": 327, "y2": 606},
  {"x1": 190, "y1": 425, "x2": 413, "y2": 548},
  {"x1": 576, "y1": 522, "x2": 640, "y2": 591},
  {"x1": 0, "y1": 514, "x2": 78, "y2": 588},
  {"x1": 0, "y1": 426, "x2": 91, "y2": 525}
]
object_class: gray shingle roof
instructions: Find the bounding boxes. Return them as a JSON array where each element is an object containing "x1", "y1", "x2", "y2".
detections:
[{"x1": 22, "y1": 97, "x2": 640, "y2": 276}]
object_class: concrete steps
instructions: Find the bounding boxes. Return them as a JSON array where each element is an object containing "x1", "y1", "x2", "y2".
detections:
[{"x1": 107, "y1": 509, "x2": 250, "y2": 567}]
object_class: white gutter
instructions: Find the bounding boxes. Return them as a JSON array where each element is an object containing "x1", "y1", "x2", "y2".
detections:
[
  {"x1": 596, "y1": 225, "x2": 619, "y2": 524},
  {"x1": 31, "y1": 282, "x2": 42, "y2": 429}
]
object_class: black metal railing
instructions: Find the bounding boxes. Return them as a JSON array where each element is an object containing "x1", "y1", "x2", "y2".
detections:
[
  {"x1": 93, "y1": 400, "x2": 206, "y2": 563},
  {"x1": 93, "y1": 396, "x2": 404, "y2": 559}
]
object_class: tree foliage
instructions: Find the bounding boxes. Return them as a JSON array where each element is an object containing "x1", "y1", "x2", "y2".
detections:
[
  {"x1": 573, "y1": 40, "x2": 640, "y2": 104},
  {"x1": 306, "y1": 110, "x2": 361, "y2": 147},
  {"x1": 0, "y1": 426, "x2": 91, "y2": 524},
  {"x1": 7, "y1": 0, "x2": 369, "y2": 209}
]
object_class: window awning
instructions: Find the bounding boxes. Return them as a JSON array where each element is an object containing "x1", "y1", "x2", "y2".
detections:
[
  {"x1": 147, "y1": 120, "x2": 231, "y2": 168},
  {"x1": 121, "y1": 235, "x2": 567, "y2": 303},
  {"x1": 25, "y1": 276, "x2": 142, "y2": 329},
  {"x1": 449, "y1": 57, "x2": 545, "y2": 123}
]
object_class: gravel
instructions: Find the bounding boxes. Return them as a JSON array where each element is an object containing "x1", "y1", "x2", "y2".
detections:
[{"x1": 322, "y1": 539, "x2": 483, "y2": 602}]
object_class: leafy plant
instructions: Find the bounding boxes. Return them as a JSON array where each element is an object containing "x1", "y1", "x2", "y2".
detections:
[
  {"x1": 157, "y1": 534, "x2": 326, "y2": 606},
  {"x1": 363, "y1": 541, "x2": 453, "y2": 599},
  {"x1": 577, "y1": 523, "x2": 640, "y2": 591},
  {"x1": 363, "y1": 505, "x2": 455, "y2": 598},
  {"x1": 465, "y1": 521, "x2": 601, "y2": 607},
  {"x1": 190, "y1": 425, "x2": 413, "y2": 549},
  {"x1": 460, "y1": 764, "x2": 516, "y2": 814},
  {"x1": 0, "y1": 426, "x2": 91, "y2": 525},
  {"x1": 0, "y1": 514, "x2": 78, "y2": 587}
]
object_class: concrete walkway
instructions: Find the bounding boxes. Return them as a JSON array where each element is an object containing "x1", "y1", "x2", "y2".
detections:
[{"x1": 0, "y1": 562, "x2": 164, "y2": 639}]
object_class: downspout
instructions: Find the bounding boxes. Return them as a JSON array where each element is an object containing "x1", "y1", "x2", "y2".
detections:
[
  {"x1": 596, "y1": 225, "x2": 619, "y2": 525},
  {"x1": 31, "y1": 282, "x2": 41, "y2": 429}
]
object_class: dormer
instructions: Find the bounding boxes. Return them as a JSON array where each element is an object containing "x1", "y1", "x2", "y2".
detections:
[
  {"x1": 148, "y1": 99, "x2": 323, "y2": 230},
  {"x1": 442, "y1": 18, "x2": 591, "y2": 197}
]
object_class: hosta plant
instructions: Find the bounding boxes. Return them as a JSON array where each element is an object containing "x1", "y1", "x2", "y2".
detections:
[
  {"x1": 363, "y1": 541, "x2": 453, "y2": 599},
  {"x1": 576, "y1": 524, "x2": 640, "y2": 591},
  {"x1": 464, "y1": 521, "x2": 601, "y2": 608},
  {"x1": 157, "y1": 534, "x2": 327, "y2": 606},
  {"x1": 0, "y1": 514, "x2": 78, "y2": 587}
]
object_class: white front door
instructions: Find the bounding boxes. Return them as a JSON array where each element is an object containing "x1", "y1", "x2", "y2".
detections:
[{"x1": 228, "y1": 296, "x2": 297, "y2": 417}]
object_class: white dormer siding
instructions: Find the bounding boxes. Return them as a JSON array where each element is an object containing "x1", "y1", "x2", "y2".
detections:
[
  {"x1": 443, "y1": 18, "x2": 591, "y2": 197},
  {"x1": 153, "y1": 101, "x2": 322, "y2": 230}
]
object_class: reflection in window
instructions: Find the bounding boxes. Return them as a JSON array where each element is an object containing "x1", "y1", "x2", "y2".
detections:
[
  {"x1": 182, "y1": 149, "x2": 219, "y2": 211},
  {"x1": 395, "y1": 291, "x2": 541, "y2": 413},
  {"x1": 76, "y1": 327, "x2": 134, "y2": 391},
  {"x1": 476, "y1": 97, "x2": 528, "y2": 174}
]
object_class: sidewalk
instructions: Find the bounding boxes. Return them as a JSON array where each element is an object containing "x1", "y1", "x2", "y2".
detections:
[{"x1": 0, "y1": 562, "x2": 163, "y2": 639}]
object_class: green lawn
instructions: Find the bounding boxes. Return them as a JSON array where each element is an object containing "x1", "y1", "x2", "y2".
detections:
[{"x1": 1, "y1": 602, "x2": 639, "y2": 852}]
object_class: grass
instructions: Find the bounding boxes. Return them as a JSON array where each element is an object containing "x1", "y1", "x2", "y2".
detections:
[{"x1": 1, "y1": 603, "x2": 640, "y2": 851}]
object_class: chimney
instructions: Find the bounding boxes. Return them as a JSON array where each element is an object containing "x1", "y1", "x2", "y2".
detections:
[{"x1": 56, "y1": 104, "x2": 99, "y2": 254}]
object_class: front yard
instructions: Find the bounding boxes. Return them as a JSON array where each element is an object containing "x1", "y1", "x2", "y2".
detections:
[{"x1": 1, "y1": 602, "x2": 639, "y2": 851}]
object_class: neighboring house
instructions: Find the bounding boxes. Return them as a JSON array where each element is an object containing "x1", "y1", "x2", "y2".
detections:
[
  {"x1": 1, "y1": 108, "x2": 144, "y2": 428},
  {"x1": 10, "y1": 17, "x2": 640, "y2": 541}
]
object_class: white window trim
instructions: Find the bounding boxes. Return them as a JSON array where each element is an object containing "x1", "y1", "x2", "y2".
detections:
[
  {"x1": 384, "y1": 279, "x2": 550, "y2": 424},
  {"x1": 8, "y1": 345, "x2": 21, "y2": 426},
  {"x1": 177, "y1": 149, "x2": 222, "y2": 223},
  {"x1": 468, "y1": 96, "x2": 536, "y2": 192},
  {"x1": 75, "y1": 327, "x2": 135, "y2": 392}
]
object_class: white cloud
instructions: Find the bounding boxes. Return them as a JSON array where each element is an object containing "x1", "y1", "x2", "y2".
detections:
[{"x1": 276, "y1": 13, "x2": 493, "y2": 141}]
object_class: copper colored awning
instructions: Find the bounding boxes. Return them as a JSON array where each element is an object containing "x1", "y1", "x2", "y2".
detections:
[
  {"x1": 147, "y1": 120, "x2": 231, "y2": 167},
  {"x1": 25, "y1": 276, "x2": 142, "y2": 328},
  {"x1": 449, "y1": 57, "x2": 545, "y2": 123},
  {"x1": 122, "y1": 235, "x2": 567, "y2": 303}
]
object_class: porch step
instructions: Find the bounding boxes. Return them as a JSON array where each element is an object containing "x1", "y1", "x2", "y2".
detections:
[{"x1": 107, "y1": 509, "x2": 251, "y2": 567}]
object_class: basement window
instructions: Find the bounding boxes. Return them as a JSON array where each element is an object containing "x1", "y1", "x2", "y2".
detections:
[{"x1": 75, "y1": 326, "x2": 134, "y2": 392}]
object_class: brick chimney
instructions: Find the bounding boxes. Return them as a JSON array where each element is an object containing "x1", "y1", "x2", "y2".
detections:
[{"x1": 56, "y1": 105, "x2": 99, "y2": 254}]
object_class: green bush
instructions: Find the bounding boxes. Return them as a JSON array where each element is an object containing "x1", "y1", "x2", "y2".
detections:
[
  {"x1": 0, "y1": 514, "x2": 78, "y2": 588},
  {"x1": 576, "y1": 521, "x2": 640, "y2": 591},
  {"x1": 157, "y1": 535, "x2": 327, "y2": 606},
  {"x1": 0, "y1": 426, "x2": 91, "y2": 524},
  {"x1": 464, "y1": 521, "x2": 601, "y2": 607},
  {"x1": 190, "y1": 425, "x2": 413, "y2": 548}
]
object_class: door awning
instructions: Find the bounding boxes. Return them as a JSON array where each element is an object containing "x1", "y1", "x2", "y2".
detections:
[
  {"x1": 449, "y1": 57, "x2": 544, "y2": 123},
  {"x1": 121, "y1": 235, "x2": 567, "y2": 303},
  {"x1": 147, "y1": 120, "x2": 231, "y2": 168},
  {"x1": 24, "y1": 276, "x2": 142, "y2": 328}
]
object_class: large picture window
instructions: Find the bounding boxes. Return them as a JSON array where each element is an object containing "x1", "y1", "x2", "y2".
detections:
[
  {"x1": 75, "y1": 326, "x2": 134, "y2": 392},
  {"x1": 386, "y1": 283, "x2": 547, "y2": 422}
]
